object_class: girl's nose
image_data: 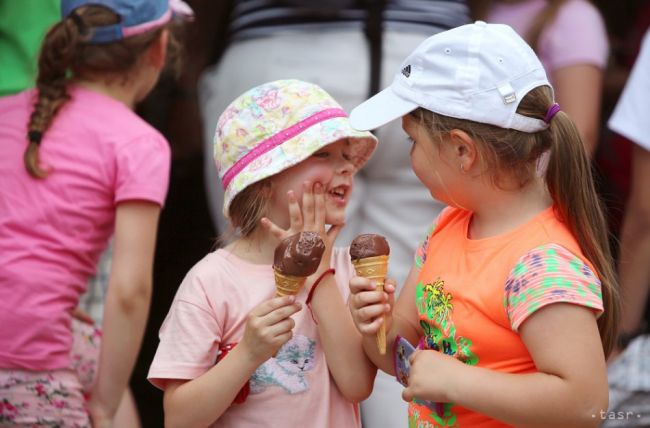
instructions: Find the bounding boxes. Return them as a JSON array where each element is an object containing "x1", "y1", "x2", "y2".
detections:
[{"x1": 336, "y1": 154, "x2": 354, "y2": 175}]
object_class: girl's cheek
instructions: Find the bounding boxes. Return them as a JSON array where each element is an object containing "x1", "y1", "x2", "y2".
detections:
[{"x1": 306, "y1": 164, "x2": 334, "y2": 183}]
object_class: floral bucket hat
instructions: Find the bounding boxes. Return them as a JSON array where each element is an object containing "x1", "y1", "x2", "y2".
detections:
[{"x1": 215, "y1": 79, "x2": 378, "y2": 218}]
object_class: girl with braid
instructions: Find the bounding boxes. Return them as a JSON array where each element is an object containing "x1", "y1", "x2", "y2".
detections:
[{"x1": 0, "y1": 1, "x2": 191, "y2": 426}]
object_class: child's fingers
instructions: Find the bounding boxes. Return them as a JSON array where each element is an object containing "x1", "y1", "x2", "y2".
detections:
[
  {"x1": 287, "y1": 190, "x2": 303, "y2": 230},
  {"x1": 251, "y1": 295, "x2": 296, "y2": 318},
  {"x1": 260, "y1": 217, "x2": 287, "y2": 240},
  {"x1": 408, "y1": 349, "x2": 421, "y2": 365},
  {"x1": 349, "y1": 276, "x2": 379, "y2": 294},
  {"x1": 267, "y1": 317, "x2": 296, "y2": 338},
  {"x1": 351, "y1": 289, "x2": 388, "y2": 309},
  {"x1": 356, "y1": 312, "x2": 385, "y2": 335},
  {"x1": 384, "y1": 278, "x2": 397, "y2": 294},
  {"x1": 313, "y1": 182, "x2": 325, "y2": 228},
  {"x1": 262, "y1": 302, "x2": 302, "y2": 326},
  {"x1": 302, "y1": 181, "x2": 315, "y2": 229},
  {"x1": 356, "y1": 302, "x2": 389, "y2": 323}
]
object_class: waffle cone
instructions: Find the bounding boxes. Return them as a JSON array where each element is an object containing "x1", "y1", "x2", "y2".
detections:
[
  {"x1": 352, "y1": 255, "x2": 389, "y2": 354},
  {"x1": 274, "y1": 269, "x2": 306, "y2": 297}
]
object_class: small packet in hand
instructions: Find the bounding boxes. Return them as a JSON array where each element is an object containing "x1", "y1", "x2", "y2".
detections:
[{"x1": 393, "y1": 336, "x2": 441, "y2": 413}]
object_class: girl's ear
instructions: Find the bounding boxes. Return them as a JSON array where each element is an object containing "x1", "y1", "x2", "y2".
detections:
[
  {"x1": 448, "y1": 129, "x2": 477, "y2": 172},
  {"x1": 146, "y1": 29, "x2": 169, "y2": 70}
]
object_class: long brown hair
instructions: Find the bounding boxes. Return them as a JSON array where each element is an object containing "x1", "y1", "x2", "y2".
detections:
[
  {"x1": 412, "y1": 85, "x2": 620, "y2": 356},
  {"x1": 25, "y1": 5, "x2": 179, "y2": 178}
]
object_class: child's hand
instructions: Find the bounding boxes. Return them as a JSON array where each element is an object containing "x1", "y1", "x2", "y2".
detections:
[
  {"x1": 262, "y1": 181, "x2": 342, "y2": 271},
  {"x1": 240, "y1": 296, "x2": 302, "y2": 364},
  {"x1": 402, "y1": 349, "x2": 464, "y2": 403},
  {"x1": 348, "y1": 276, "x2": 396, "y2": 336}
]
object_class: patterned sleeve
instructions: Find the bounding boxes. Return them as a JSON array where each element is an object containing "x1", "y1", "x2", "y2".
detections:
[
  {"x1": 504, "y1": 243, "x2": 604, "y2": 331},
  {"x1": 414, "y1": 221, "x2": 438, "y2": 271}
]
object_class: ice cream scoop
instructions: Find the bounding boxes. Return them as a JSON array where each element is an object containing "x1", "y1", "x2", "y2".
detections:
[
  {"x1": 350, "y1": 234, "x2": 390, "y2": 261},
  {"x1": 273, "y1": 231, "x2": 325, "y2": 296},
  {"x1": 350, "y1": 234, "x2": 390, "y2": 354}
]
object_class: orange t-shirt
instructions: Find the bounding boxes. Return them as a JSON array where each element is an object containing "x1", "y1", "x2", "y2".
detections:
[{"x1": 409, "y1": 206, "x2": 603, "y2": 427}]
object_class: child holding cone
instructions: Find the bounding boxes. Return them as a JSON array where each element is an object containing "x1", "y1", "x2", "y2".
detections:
[
  {"x1": 350, "y1": 234, "x2": 391, "y2": 354},
  {"x1": 148, "y1": 80, "x2": 378, "y2": 427},
  {"x1": 347, "y1": 22, "x2": 619, "y2": 427}
]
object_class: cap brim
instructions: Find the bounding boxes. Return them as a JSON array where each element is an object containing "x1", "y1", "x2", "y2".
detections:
[{"x1": 350, "y1": 86, "x2": 418, "y2": 131}]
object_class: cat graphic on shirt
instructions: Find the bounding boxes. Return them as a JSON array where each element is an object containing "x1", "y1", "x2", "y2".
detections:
[{"x1": 250, "y1": 334, "x2": 316, "y2": 394}]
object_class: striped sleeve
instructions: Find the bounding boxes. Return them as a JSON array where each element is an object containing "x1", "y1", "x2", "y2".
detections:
[{"x1": 504, "y1": 243, "x2": 604, "y2": 331}]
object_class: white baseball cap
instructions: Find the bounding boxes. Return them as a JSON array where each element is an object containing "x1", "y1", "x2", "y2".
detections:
[{"x1": 350, "y1": 21, "x2": 552, "y2": 133}]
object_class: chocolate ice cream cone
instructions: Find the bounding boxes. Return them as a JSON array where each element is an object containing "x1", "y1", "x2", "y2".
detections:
[
  {"x1": 274, "y1": 268, "x2": 307, "y2": 297},
  {"x1": 352, "y1": 255, "x2": 389, "y2": 354}
]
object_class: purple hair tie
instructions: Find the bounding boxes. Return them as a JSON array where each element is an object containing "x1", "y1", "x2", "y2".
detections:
[{"x1": 543, "y1": 103, "x2": 561, "y2": 124}]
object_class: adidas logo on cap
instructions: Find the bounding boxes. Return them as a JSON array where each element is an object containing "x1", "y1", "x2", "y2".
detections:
[{"x1": 401, "y1": 65, "x2": 411, "y2": 78}]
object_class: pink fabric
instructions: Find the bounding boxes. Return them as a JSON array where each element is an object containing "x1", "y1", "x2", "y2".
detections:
[
  {"x1": 148, "y1": 247, "x2": 361, "y2": 428},
  {"x1": 0, "y1": 368, "x2": 90, "y2": 427},
  {"x1": 0, "y1": 86, "x2": 170, "y2": 371},
  {"x1": 0, "y1": 320, "x2": 101, "y2": 426},
  {"x1": 221, "y1": 108, "x2": 348, "y2": 190},
  {"x1": 488, "y1": 0, "x2": 608, "y2": 77}
]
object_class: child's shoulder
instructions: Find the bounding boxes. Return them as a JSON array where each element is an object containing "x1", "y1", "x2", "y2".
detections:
[
  {"x1": 193, "y1": 248, "x2": 272, "y2": 278},
  {"x1": 66, "y1": 86, "x2": 166, "y2": 144},
  {"x1": 428, "y1": 206, "x2": 470, "y2": 235},
  {"x1": 174, "y1": 249, "x2": 273, "y2": 301}
]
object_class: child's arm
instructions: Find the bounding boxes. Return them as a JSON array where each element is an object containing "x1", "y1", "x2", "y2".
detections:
[
  {"x1": 86, "y1": 202, "x2": 159, "y2": 426},
  {"x1": 308, "y1": 267, "x2": 378, "y2": 402},
  {"x1": 404, "y1": 303, "x2": 607, "y2": 428},
  {"x1": 162, "y1": 296, "x2": 301, "y2": 428},
  {"x1": 349, "y1": 265, "x2": 422, "y2": 375}
]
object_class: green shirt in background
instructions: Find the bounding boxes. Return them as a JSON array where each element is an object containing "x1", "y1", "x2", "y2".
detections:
[{"x1": 0, "y1": 0, "x2": 60, "y2": 96}]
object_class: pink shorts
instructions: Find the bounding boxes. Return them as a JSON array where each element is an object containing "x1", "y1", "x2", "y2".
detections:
[{"x1": 0, "y1": 320, "x2": 101, "y2": 427}]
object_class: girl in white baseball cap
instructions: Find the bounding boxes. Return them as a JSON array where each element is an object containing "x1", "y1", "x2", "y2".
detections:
[{"x1": 348, "y1": 21, "x2": 619, "y2": 427}]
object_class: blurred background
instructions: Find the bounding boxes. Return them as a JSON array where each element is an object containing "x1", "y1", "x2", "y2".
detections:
[{"x1": 1, "y1": 0, "x2": 648, "y2": 426}]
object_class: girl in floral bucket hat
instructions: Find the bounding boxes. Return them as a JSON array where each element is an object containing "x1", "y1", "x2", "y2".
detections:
[{"x1": 148, "y1": 79, "x2": 378, "y2": 427}]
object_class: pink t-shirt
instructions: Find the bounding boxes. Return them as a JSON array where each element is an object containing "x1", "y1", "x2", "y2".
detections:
[
  {"x1": 148, "y1": 247, "x2": 361, "y2": 428},
  {"x1": 488, "y1": 0, "x2": 608, "y2": 76},
  {"x1": 0, "y1": 86, "x2": 170, "y2": 370}
]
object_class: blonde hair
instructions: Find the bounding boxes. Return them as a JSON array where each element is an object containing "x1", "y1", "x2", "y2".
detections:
[
  {"x1": 227, "y1": 179, "x2": 274, "y2": 238},
  {"x1": 25, "y1": 5, "x2": 181, "y2": 178},
  {"x1": 411, "y1": 85, "x2": 620, "y2": 356}
]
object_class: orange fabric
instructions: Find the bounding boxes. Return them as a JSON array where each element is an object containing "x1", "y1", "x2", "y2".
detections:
[{"x1": 408, "y1": 206, "x2": 601, "y2": 427}]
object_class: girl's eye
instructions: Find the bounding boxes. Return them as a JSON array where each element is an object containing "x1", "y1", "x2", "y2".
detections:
[
  {"x1": 342, "y1": 152, "x2": 352, "y2": 161},
  {"x1": 407, "y1": 136, "x2": 416, "y2": 145},
  {"x1": 313, "y1": 151, "x2": 330, "y2": 158}
]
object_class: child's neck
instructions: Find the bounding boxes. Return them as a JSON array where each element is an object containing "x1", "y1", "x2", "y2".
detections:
[
  {"x1": 468, "y1": 177, "x2": 552, "y2": 240},
  {"x1": 225, "y1": 229, "x2": 279, "y2": 265},
  {"x1": 74, "y1": 78, "x2": 139, "y2": 109}
]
